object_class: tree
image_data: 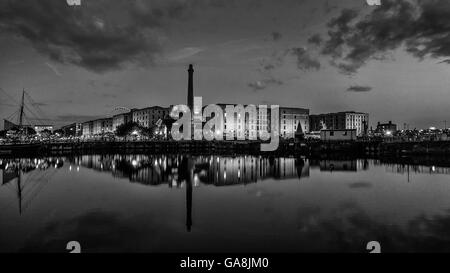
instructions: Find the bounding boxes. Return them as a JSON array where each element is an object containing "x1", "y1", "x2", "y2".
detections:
[
  {"x1": 163, "y1": 116, "x2": 176, "y2": 139},
  {"x1": 140, "y1": 125, "x2": 156, "y2": 139},
  {"x1": 115, "y1": 122, "x2": 140, "y2": 140}
]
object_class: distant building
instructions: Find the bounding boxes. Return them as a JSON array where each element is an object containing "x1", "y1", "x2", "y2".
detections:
[
  {"x1": 92, "y1": 118, "x2": 113, "y2": 135},
  {"x1": 213, "y1": 104, "x2": 274, "y2": 140},
  {"x1": 81, "y1": 118, "x2": 113, "y2": 137},
  {"x1": 132, "y1": 106, "x2": 170, "y2": 128},
  {"x1": 82, "y1": 120, "x2": 94, "y2": 137},
  {"x1": 60, "y1": 123, "x2": 82, "y2": 137},
  {"x1": 310, "y1": 111, "x2": 369, "y2": 136},
  {"x1": 3, "y1": 119, "x2": 54, "y2": 135},
  {"x1": 279, "y1": 107, "x2": 309, "y2": 138},
  {"x1": 213, "y1": 104, "x2": 309, "y2": 140},
  {"x1": 113, "y1": 111, "x2": 134, "y2": 131},
  {"x1": 3, "y1": 119, "x2": 17, "y2": 131},
  {"x1": 320, "y1": 129, "x2": 357, "y2": 141},
  {"x1": 376, "y1": 121, "x2": 397, "y2": 135}
]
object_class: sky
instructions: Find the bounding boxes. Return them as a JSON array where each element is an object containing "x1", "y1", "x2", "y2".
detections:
[{"x1": 1, "y1": 0, "x2": 450, "y2": 130}]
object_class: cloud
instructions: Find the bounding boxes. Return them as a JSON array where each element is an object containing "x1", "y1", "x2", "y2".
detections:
[
  {"x1": 45, "y1": 62, "x2": 62, "y2": 76},
  {"x1": 307, "y1": 34, "x2": 323, "y2": 46},
  {"x1": 248, "y1": 78, "x2": 283, "y2": 91},
  {"x1": 57, "y1": 114, "x2": 103, "y2": 123},
  {"x1": 31, "y1": 102, "x2": 49, "y2": 107},
  {"x1": 291, "y1": 47, "x2": 321, "y2": 71},
  {"x1": 317, "y1": 0, "x2": 450, "y2": 74},
  {"x1": 323, "y1": 0, "x2": 338, "y2": 14},
  {"x1": 438, "y1": 59, "x2": 450, "y2": 64},
  {"x1": 167, "y1": 47, "x2": 205, "y2": 62},
  {"x1": 347, "y1": 85, "x2": 373, "y2": 92},
  {"x1": 348, "y1": 181, "x2": 373, "y2": 189},
  {"x1": 271, "y1": 31, "x2": 282, "y2": 41},
  {"x1": 0, "y1": 0, "x2": 184, "y2": 73}
]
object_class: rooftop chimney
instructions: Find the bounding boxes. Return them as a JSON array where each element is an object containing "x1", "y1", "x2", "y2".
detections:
[{"x1": 187, "y1": 64, "x2": 194, "y2": 110}]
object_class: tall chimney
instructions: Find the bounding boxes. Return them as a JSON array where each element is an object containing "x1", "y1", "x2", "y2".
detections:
[{"x1": 187, "y1": 64, "x2": 194, "y2": 110}]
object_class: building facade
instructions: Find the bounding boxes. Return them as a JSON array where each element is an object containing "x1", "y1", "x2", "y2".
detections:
[
  {"x1": 113, "y1": 111, "x2": 134, "y2": 131},
  {"x1": 320, "y1": 129, "x2": 357, "y2": 141},
  {"x1": 92, "y1": 118, "x2": 113, "y2": 135},
  {"x1": 310, "y1": 111, "x2": 369, "y2": 136},
  {"x1": 375, "y1": 121, "x2": 397, "y2": 135},
  {"x1": 82, "y1": 121, "x2": 93, "y2": 137},
  {"x1": 82, "y1": 118, "x2": 113, "y2": 137},
  {"x1": 132, "y1": 106, "x2": 169, "y2": 128},
  {"x1": 279, "y1": 107, "x2": 309, "y2": 139},
  {"x1": 60, "y1": 123, "x2": 82, "y2": 137},
  {"x1": 210, "y1": 104, "x2": 309, "y2": 140}
]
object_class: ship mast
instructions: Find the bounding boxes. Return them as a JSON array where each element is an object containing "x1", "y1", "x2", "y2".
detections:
[{"x1": 18, "y1": 89, "x2": 25, "y2": 127}]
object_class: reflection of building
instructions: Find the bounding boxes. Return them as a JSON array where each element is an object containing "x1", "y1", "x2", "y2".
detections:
[
  {"x1": 132, "y1": 106, "x2": 169, "y2": 128},
  {"x1": 309, "y1": 159, "x2": 370, "y2": 172},
  {"x1": 310, "y1": 111, "x2": 369, "y2": 136},
  {"x1": 320, "y1": 129, "x2": 357, "y2": 141},
  {"x1": 309, "y1": 159, "x2": 359, "y2": 172},
  {"x1": 78, "y1": 154, "x2": 310, "y2": 187},
  {"x1": 203, "y1": 156, "x2": 309, "y2": 186}
]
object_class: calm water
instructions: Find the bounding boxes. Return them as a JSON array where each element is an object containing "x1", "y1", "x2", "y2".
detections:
[{"x1": 1, "y1": 154, "x2": 450, "y2": 253}]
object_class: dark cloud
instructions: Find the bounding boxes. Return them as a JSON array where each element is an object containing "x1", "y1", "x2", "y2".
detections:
[
  {"x1": 317, "y1": 0, "x2": 450, "y2": 74},
  {"x1": 347, "y1": 85, "x2": 373, "y2": 92},
  {"x1": 31, "y1": 102, "x2": 49, "y2": 107},
  {"x1": 248, "y1": 78, "x2": 283, "y2": 91},
  {"x1": 438, "y1": 59, "x2": 450, "y2": 64},
  {"x1": 291, "y1": 47, "x2": 321, "y2": 71},
  {"x1": 307, "y1": 34, "x2": 323, "y2": 46},
  {"x1": 57, "y1": 114, "x2": 103, "y2": 123},
  {"x1": 271, "y1": 31, "x2": 282, "y2": 41},
  {"x1": 323, "y1": 0, "x2": 338, "y2": 14},
  {"x1": 0, "y1": 0, "x2": 186, "y2": 72},
  {"x1": 348, "y1": 181, "x2": 373, "y2": 189}
]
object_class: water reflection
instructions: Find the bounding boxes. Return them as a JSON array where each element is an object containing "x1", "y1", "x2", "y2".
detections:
[
  {"x1": 73, "y1": 155, "x2": 311, "y2": 187},
  {"x1": 1, "y1": 155, "x2": 450, "y2": 252},
  {"x1": 0, "y1": 157, "x2": 64, "y2": 214}
]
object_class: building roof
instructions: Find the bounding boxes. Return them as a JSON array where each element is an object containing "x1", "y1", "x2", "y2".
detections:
[
  {"x1": 321, "y1": 129, "x2": 357, "y2": 132},
  {"x1": 310, "y1": 111, "x2": 368, "y2": 116},
  {"x1": 134, "y1": 106, "x2": 170, "y2": 111}
]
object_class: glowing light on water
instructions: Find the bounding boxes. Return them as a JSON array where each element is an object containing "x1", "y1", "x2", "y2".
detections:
[{"x1": 132, "y1": 159, "x2": 138, "y2": 167}]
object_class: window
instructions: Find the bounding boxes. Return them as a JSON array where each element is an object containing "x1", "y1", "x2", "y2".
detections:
[{"x1": 330, "y1": 131, "x2": 334, "y2": 136}]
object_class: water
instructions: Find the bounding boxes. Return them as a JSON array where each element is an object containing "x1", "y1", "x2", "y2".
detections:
[{"x1": 0, "y1": 154, "x2": 450, "y2": 253}]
